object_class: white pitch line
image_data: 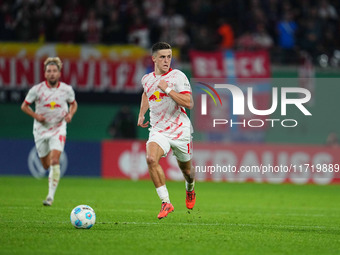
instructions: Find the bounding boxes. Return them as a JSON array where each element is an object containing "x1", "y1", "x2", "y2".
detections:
[
  {"x1": 98, "y1": 221, "x2": 340, "y2": 230},
  {"x1": 1, "y1": 218, "x2": 338, "y2": 231},
  {"x1": 1, "y1": 206, "x2": 153, "y2": 213},
  {"x1": 0, "y1": 206, "x2": 337, "y2": 217}
]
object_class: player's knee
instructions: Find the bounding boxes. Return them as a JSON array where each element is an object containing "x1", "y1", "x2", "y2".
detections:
[
  {"x1": 181, "y1": 167, "x2": 191, "y2": 175},
  {"x1": 180, "y1": 165, "x2": 194, "y2": 176},
  {"x1": 50, "y1": 158, "x2": 60, "y2": 166},
  {"x1": 42, "y1": 162, "x2": 50, "y2": 170},
  {"x1": 146, "y1": 155, "x2": 158, "y2": 168}
]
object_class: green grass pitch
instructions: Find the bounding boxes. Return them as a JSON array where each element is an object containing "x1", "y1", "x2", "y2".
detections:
[{"x1": 1, "y1": 176, "x2": 340, "y2": 255}]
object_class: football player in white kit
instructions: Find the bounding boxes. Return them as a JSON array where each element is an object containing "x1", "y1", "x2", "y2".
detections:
[
  {"x1": 138, "y1": 42, "x2": 196, "y2": 219},
  {"x1": 21, "y1": 57, "x2": 78, "y2": 206}
]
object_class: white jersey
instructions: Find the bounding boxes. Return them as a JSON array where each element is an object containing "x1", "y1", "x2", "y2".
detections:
[
  {"x1": 24, "y1": 81, "x2": 75, "y2": 140},
  {"x1": 142, "y1": 68, "x2": 193, "y2": 140}
]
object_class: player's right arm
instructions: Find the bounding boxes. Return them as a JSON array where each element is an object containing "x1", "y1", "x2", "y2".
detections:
[
  {"x1": 21, "y1": 101, "x2": 46, "y2": 123},
  {"x1": 21, "y1": 86, "x2": 45, "y2": 123},
  {"x1": 137, "y1": 92, "x2": 149, "y2": 128}
]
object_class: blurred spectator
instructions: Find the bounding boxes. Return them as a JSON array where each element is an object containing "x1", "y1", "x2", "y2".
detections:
[
  {"x1": 107, "y1": 106, "x2": 137, "y2": 139},
  {"x1": 186, "y1": 1, "x2": 207, "y2": 29},
  {"x1": 326, "y1": 132, "x2": 339, "y2": 147},
  {"x1": 103, "y1": 10, "x2": 126, "y2": 44},
  {"x1": 57, "y1": 0, "x2": 84, "y2": 43},
  {"x1": 143, "y1": 0, "x2": 163, "y2": 44},
  {"x1": 106, "y1": 0, "x2": 120, "y2": 13},
  {"x1": 298, "y1": 8, "x2": 322, "y2": 60},
  {"x1": 121, "y1": 0, "x2": 141, "y2": 21},
  {"x1": 80, "y1": 10, "x2": 103, "y2": 44},
  {"x1": 38, "y1": 0, "x2": 61, "y2": 42},
  {"x1": 217, "y1": 19, "x2": 234, "y2": 49},
  {"x1": 242, "y1": 0, "x2": 268, "y2": 33},
  {"x1": 57, "y1": 12, "x2": 79, "y2": 43},
  {"x1": 172, "y1": 27, "x2": 190, "y2": 61},
  {"x1": 159, "y1": 7, "x2": 185, "y2": 46},
  {"x1": 0, "y1": 2, "x2": 15, "y2": 41},
  {"x1": 236, "y1": 31, "x2": 257, "y2": 50},
  {"x1": 251, "y1": 7, "x2": 267, "y2": 28},
  {"x1": 277, "y1": 12, "x2": 298, "y2": 63},
  {"x1": 13, "y1": 0, "x2": 37, "y2": 41},
  {"x1": 143, "y1": 0, "x2": 163, "y2": 24},
  {"x1": 128, "y1": 15, "x2": 150, "y2": 48},
  {"x1": 94, "y1": 0, "x2": 107, "y2": 19},
  {"x1": 185, "y1": 1, "x2": 207, "y2": 49},
  {"x1": 213, "y1": 0, "x2": 239, "y2": 28},
  {"x1": 295, "y1": 0, "x2": 311, "y2": 19},
  {"x1": 253, "y1": 23, "x2": 273, "y2": 49},
  {"x1": 318, "y1": 0, "x2": 338, "y2": 21},
  {"x1": 277, "y1": 12, "x2": 297, "y2": 49},
  {"x1": 321, "y1": 26, "x2": 338, "y2": 57},
  {"x1": 192, "y1": 25, "x2": 219, "y2": 51},
  {"x1": 263, "y1": 0, "x2": 280, "y2": 31},
  {"x1": 298, "y1": 19, "x2": 321, "y2": 59}
]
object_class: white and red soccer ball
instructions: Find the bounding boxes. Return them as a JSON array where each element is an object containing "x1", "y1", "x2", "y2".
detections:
[{"x1": 70, "y1": 205, "x2": 96, "y2": 229}]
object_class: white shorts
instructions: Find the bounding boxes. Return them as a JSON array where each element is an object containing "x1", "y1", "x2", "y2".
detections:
[
  {"x1": 34, "y1": 134, "x2": 66, "y2": 158},
  {"x1": 147, "y1": 130, "x2": 193, "y2": 162}
]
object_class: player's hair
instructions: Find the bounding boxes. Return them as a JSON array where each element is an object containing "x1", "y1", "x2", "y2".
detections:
[
  {"x1": 44, "y1": 57, "x2": 63, "y2": 71},
  {"x1": 151, "y1": 42, "x2": 171, "y2": 55}
]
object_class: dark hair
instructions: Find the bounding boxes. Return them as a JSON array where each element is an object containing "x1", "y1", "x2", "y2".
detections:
[{"x1": 151, "y1": 42, "x2": 171, "y2": 55}]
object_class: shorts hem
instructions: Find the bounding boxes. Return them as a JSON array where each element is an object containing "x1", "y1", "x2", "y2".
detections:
[{"x1": 146, "y1": 139, "x2": 169, "y2": 157}]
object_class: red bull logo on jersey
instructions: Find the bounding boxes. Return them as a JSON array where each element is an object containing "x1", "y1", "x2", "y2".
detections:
[
  {"x1": 44, "y1": 101, "x2": 61, "y2": 110},
  {"x1": 149, "y1": 91, "x2": 168, "y2": 102}
]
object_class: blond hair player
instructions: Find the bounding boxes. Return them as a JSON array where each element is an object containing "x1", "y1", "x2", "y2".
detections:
[
  {"x1": 21, "y1": 57, "x2": 78, "y2": 206},
  {"x1": 138, "y1": 42, "x2": 196, "y2": 219}
]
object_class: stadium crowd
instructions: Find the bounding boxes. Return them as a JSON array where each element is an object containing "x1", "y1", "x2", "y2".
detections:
[{"x1": 0, "y1": 0, "x2": 339, "y2": 64}]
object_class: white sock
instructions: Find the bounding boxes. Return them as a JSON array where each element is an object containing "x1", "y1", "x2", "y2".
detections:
[
  {"x1": 47, "y1": 164, "x2": 60, "y2": 200},
  {"x1": 186, "y1": 180, "x2": 195, "y2": 192},
  {"x1": 156, "y1": 185, "x2": 170, "y2": 203}
]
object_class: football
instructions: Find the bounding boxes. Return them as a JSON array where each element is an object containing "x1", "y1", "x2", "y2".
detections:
[{"x1": 70, "y1": 205, "x2": 96, "y2": 229}]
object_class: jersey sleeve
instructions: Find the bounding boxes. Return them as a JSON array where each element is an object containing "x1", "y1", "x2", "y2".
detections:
[
  {"x1": 174, "y1": 71, "x2": 192, "y2": 94},
  {"x1": 141, "y1": 74, "x2": 148, "y2": 92},
  {"x1": 66, "y1": 86, "x2": 76, "y2": 103},
  {"x1": 24, "y1": 86, "x2": 37, "y2": 104}
]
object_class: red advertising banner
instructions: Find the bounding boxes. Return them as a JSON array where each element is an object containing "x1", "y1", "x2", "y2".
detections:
[
  {"x1": 233, "y1": 51, "x2": 271, "y2": 79},
  {"x1": 102, "y1": 140, "x2": 195, "y2": 181},
  {"x1": 0, "y1": 43, "x2": 149, "y2": 92},
  {"x1": 102, "y1": 140, "x2": 340, "y2": 184},
  {"x1": 102, "y1": 140, "x2": 149, "y2": 180},
  {"x1": 190, "y1": 51, "x2": 225, "y2": 78},
  {"x1": 190, "y1": 50, "x2": 271, "y2": 79}
]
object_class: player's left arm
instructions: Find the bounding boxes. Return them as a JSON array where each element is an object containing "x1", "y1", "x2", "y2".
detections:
[
  {"x1": 158, "y1": 80, "x2": 194, "y2": 109},
  {"x1": 64, "y1": 87, "x2": 78, "y2": 123},
  {"x1": 65, "y1": 100, "x2": 78, "y2": 123}
]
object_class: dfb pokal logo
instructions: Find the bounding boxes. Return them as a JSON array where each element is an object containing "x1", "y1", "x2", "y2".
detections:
[
  {"x1": 118, "y1": 142, "x2": 148, "y2": 180},
  {"x1": 28, "y1": 146, "x2": 68, "y2": 179}
]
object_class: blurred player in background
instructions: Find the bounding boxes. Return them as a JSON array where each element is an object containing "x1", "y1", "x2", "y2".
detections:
[
  {"x1": 21, "y1": 57, "x2": 78, "y2": 206},
  {"x1": 137, "y1": 42, "x2": 196, "y2": 219}
]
